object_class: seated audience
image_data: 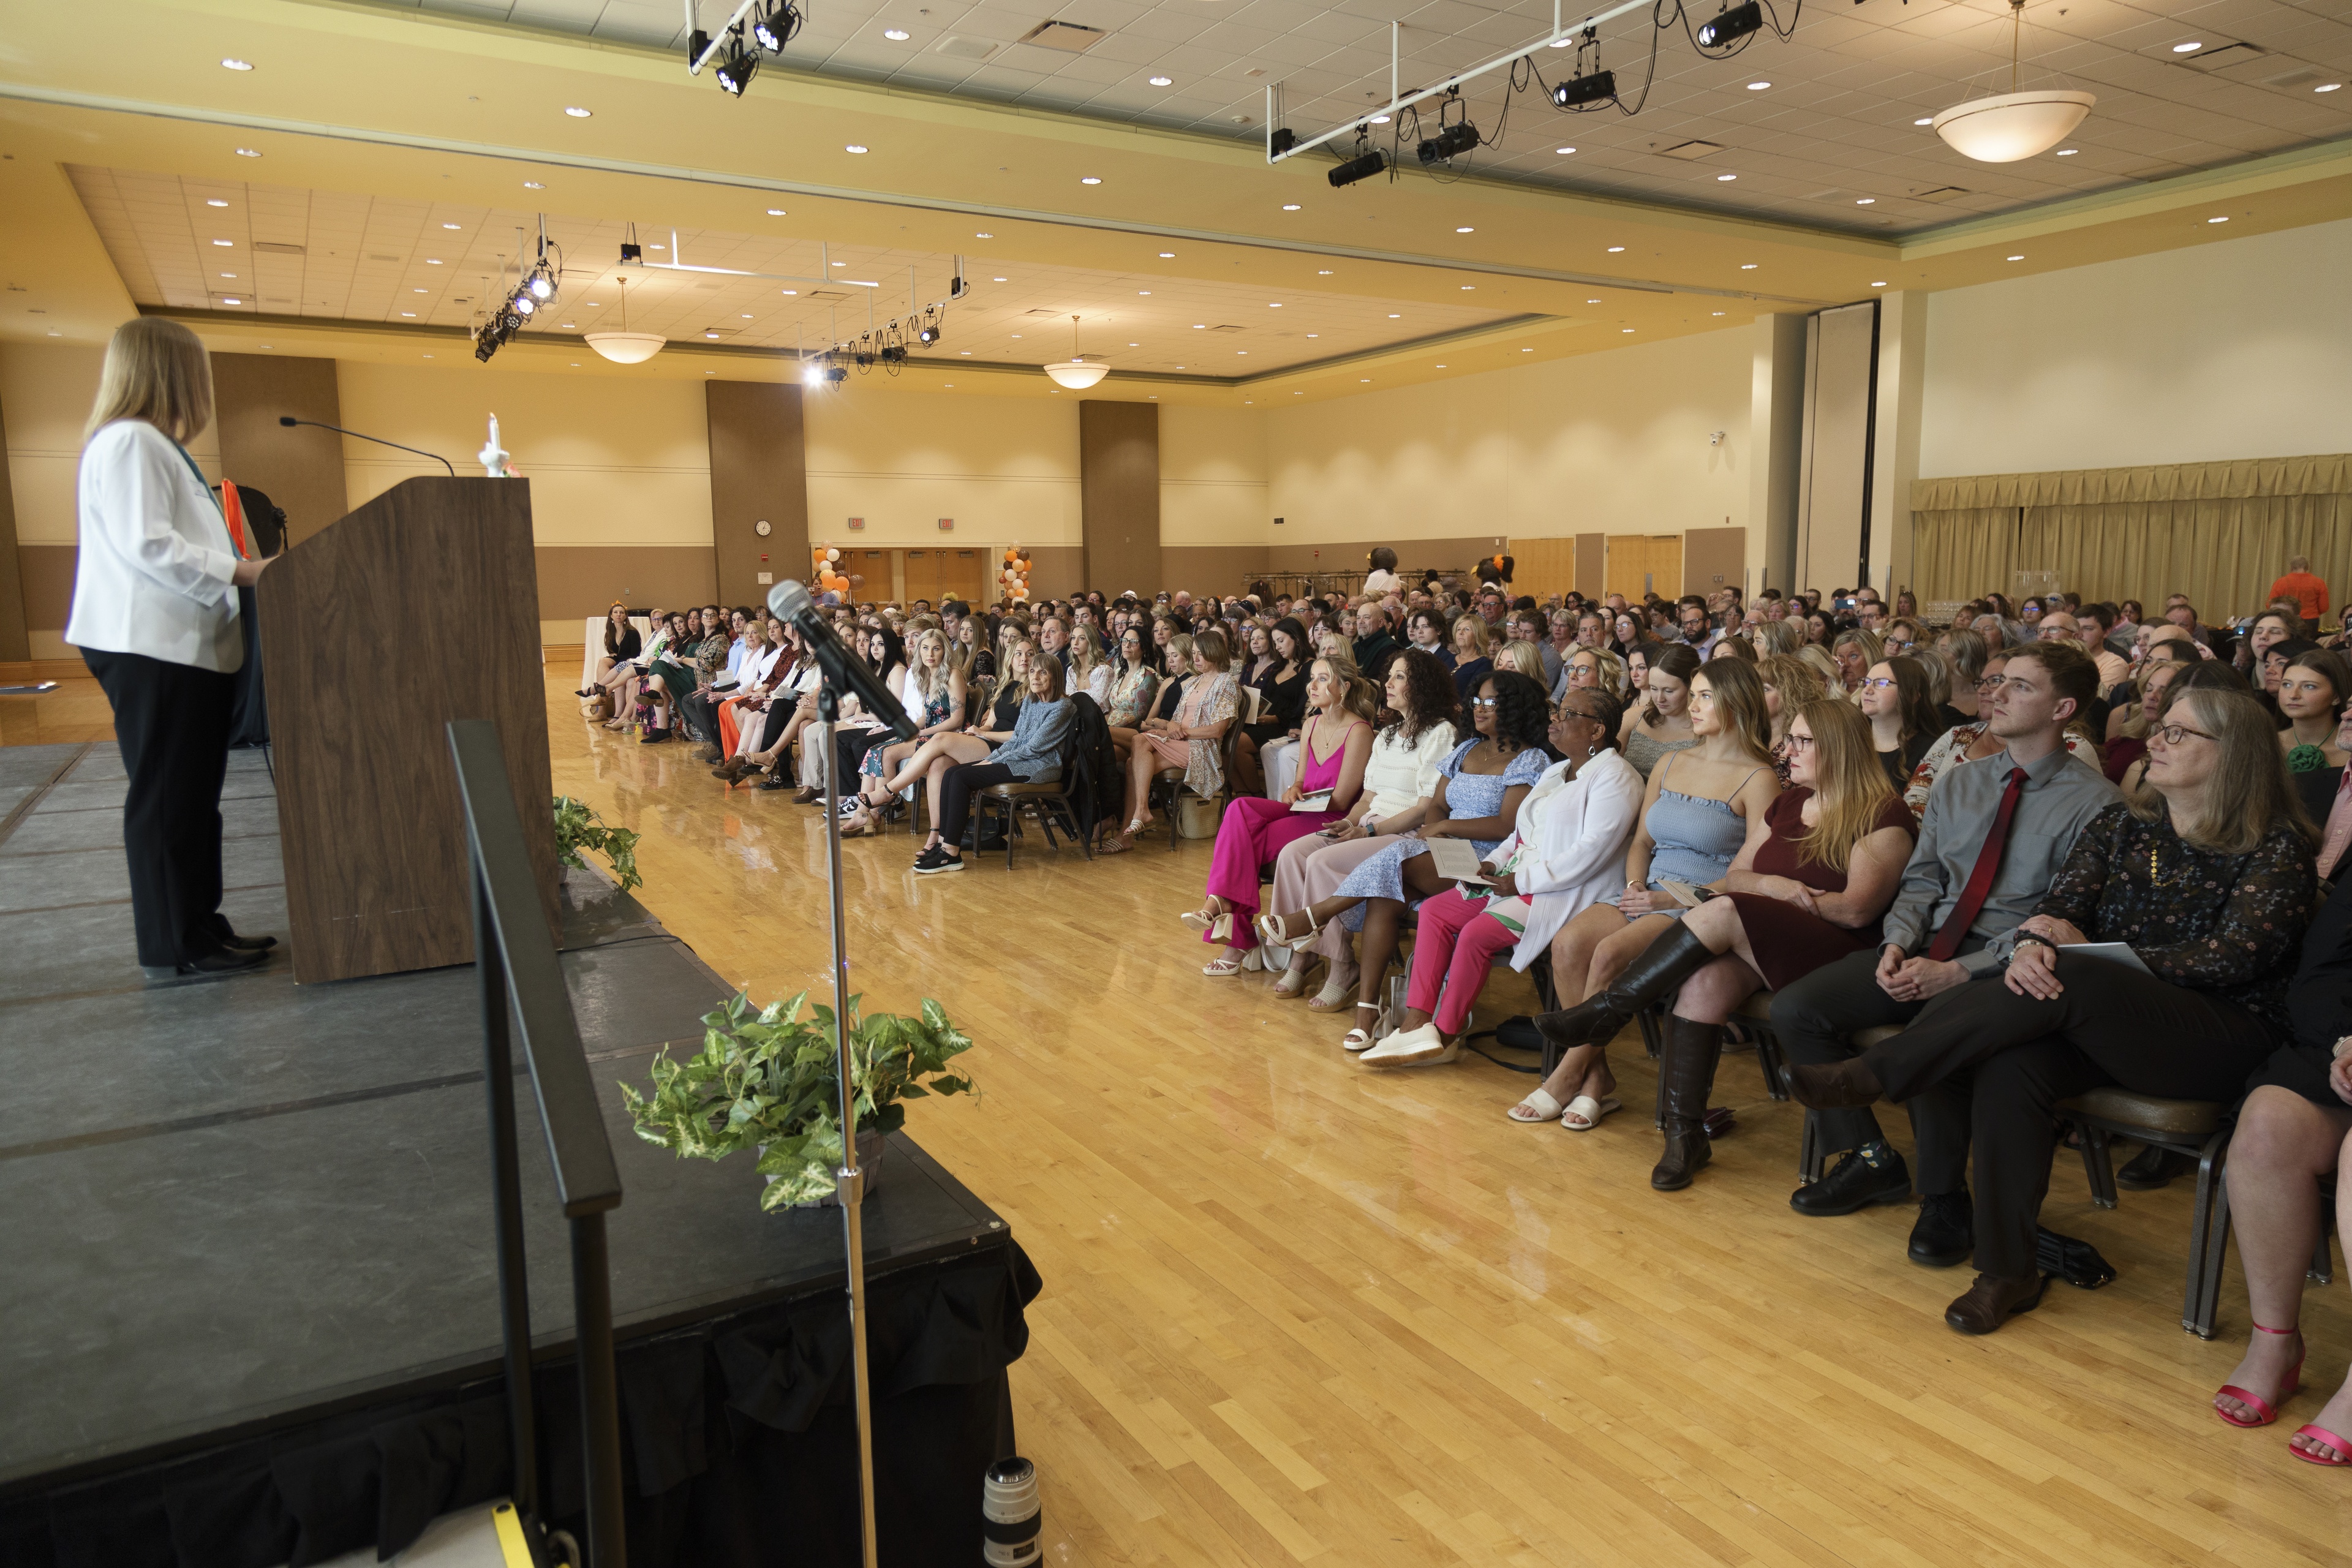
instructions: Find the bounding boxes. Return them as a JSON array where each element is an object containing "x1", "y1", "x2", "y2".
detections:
[
  {"x1": 1769, "y1": 643, "x2": 2122, "y2": 1272},
  {"x1": 2278, "y1": 649, "x2": 2352, "y2": 820},
  {"x1": 842, "y1": 626, "x2": 967, "y2": 836},
  {"x1": 1831, "y1": 628, "x2": 1883, "y2": 696},
  {"x1": 1262, "y1": 650, "x2": 1458, "y2": 1005},
  {"x1": 1757, "y1": 653, "x2": 1829, "y2": 786},
  {"x1": 913, "y1": 654, "x2": 1076, "y2": 875},
  {"x1": 1104, "y1": 628, "x2": 1240, "y2": 852},
  {"x1": 580, "y1": 603, "x2": 641, "y2": 695},
  {"x1": 1620, "y1": 644, "x2": 1702, "y2": 780},
  {"x1": 1362, "y1": 689, "x2": 1641, "y2": 1070},
  {"x1": 1787, "y1": 684, "x2": 2316, "y2": 1333},
  {"x1": 1234, "y1": 618, "x2": 1310, "y2": 796},
  {"x1": 1531, "y1": 658, "x2": 1781, "y2": 1124},
  {"x1": 1449, "y1": 612, "x2": 1494, "y2": 702},
  {"x1": 1861, "y1": 655, "x2": 1947, "y2": 788},
  {"x1": 1188, "y1": 658, "x2": 1377, "y2": 973}
]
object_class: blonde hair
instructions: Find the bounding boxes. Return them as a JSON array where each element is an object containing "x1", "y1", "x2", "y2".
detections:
[
  {"x1": 1789, "y1": 699, "x2": 1899, "y2": 870},
  {"x1": 1756, "y1": 654, "x2": 1828, "y2": 734},
  {"x1": 1067, "y1": 624, "x2": 1102, "y2": 685},
  {"x1": 87, "y1": 317, "x2": 214, "y2": 445},
  {"x1": 1310, "y1": 656, "x2": 1380, "y2": 726},
  {"x1": 910, "y1": 627, "x2": 955, "y2": 700},
  {"x1": 1494, "y1": 640, "x2": 1546, "y2": 682},
  {"x1": 1564, "y1": 645, "x2": 1626, "y2": 699},
  {"x1": 1450, "y1": 614, "x2": 1492, "y2": 657},
  {"x1": 1753, "y1": 619, "x2": 1804, "y2": 658},
  {"x1": 1795, "y1": 643, "x2": 1842, "y2": 688},
  {"x1": 2129, "y1": 688, "x2": 2316, "y2": 856}
]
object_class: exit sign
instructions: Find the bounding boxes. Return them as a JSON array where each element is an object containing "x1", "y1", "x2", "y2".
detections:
[
  {"x1": 847, "y1": 516, "x2": 865, "y2": 531},
  {"x1": 937, "y1": 517, "x2": 954, "y2": 532}
]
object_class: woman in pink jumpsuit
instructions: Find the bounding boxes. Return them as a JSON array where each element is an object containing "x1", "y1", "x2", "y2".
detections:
[{"x1": 1187, "y1": 658, "x2": 1376, "y2": 976}]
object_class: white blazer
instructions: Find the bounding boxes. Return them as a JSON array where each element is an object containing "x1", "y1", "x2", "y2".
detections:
[
  {"x1": 1487, "y1": 747, "x2": 1644, "y2": 971},
  {"x1": 67, "y1": 420, "x2": 243, "y2": 672}
]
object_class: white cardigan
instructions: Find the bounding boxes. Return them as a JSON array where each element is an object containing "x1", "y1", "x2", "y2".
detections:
[
  {"x1": 1486, "y1": 748, "x2": 1644, "y2": 971},
  {"x1": 67, "y1": 420, "x2": 243, "y2": 671}
]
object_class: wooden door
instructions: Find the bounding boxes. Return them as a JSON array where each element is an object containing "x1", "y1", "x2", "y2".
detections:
[
  {"x1": 934, "y1": 547, "x2": 987, "y2": 608},
  {"x1": 1605, "y1": 535, "x2": 1684, "y2": 601},
  {"x1": 903, "y1": 548, "x2": 942, "y2": 606},
  {"x1": 848, "y1": 548, "x2": 891, "y2": 605},
  {"x1": 1507, "y1": 538, "x2": 1577, "y2": 601}
]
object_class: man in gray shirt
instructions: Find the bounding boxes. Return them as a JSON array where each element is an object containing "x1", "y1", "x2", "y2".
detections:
[{"x1": 1769, "y1": 643, "x2": 2120, "y2": 1267}]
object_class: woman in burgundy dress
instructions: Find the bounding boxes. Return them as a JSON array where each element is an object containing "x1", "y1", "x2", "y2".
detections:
[{"x1": 1525, "y1": 699, "x2": 1916, "y2": 1189}]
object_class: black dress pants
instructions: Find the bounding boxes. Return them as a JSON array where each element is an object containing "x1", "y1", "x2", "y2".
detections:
[
  {"x1": 1854, "y1": 955, "x2": 2277, "y2": 1276},
  {"x1": 83, "y1": 648, "x2": 238, "y2": 967},
  {"x1": 1769, "y1": 947, "x2": 1973, "y2": 1194},
  {"x1": 937, "y1": 763, "x2": 1019, "y2": 845}
]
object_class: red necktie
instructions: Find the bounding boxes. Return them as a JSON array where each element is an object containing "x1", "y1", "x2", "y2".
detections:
[{"x1": 1926, "y1": 766, "x2": 2027, "y2": 962}]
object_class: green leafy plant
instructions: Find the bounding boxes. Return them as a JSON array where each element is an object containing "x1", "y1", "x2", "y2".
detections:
[
  {"x1": 620, "y1": 989, "x2": 975, "y2": 1210},
  {"x1": 553, "y1": 795, "x2": 643, "y2": 894}
]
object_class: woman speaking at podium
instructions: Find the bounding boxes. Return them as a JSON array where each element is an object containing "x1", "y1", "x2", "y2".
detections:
[{"x1": 67, "y1": 318, "x2": 276, "y2": 979}]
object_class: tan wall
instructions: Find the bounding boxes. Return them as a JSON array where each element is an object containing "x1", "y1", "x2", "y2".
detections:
[{"x1": 1159, "y1": 405, "x2": 1267, "y2": 547}]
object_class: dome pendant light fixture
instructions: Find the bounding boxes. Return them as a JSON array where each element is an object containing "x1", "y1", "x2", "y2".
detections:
[
  {"x1": 1932, "y1": 0, "x2": 2093, "y2": 163},
  {"x1": 1043, "y1": 314, "x2": 1108, "y2": 390},
  {"x1": 585, "y1": 276, "x2": 665, "y2": 364}
]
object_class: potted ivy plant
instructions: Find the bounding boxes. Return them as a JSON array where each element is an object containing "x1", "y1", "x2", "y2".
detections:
[
  {"x1": 620, "y1": 989, "x2": 974, "y2": 1211},
  {"x1": 553, "y1": 795, "x2": 643, "y2": 894}
]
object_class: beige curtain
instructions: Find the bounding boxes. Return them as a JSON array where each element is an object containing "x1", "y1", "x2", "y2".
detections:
[{"x1": 1910, "y1": 455, "x2": 2352, "y2": 617}]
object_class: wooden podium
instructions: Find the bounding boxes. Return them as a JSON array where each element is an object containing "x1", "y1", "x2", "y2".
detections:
[{"x1": 257, "y1": 478, "x2": 562, "y2": 984}]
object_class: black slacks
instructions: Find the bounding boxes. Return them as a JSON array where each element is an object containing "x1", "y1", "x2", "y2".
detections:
[
  {"x1": 1770, "y1": 946, "x2": 1974, "y2": 1194},
  {"x1": 1856, "y1": 956, "x2": 2277, "y2": 1275},
  {"x1": 83, "y1": 648, "x2": 238, "y2": 967},
  {"x1": 937, "y1": 763, "x2": 1018, "y2": 844}
]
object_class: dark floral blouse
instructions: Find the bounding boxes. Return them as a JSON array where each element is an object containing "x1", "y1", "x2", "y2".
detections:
[{"x1": 2007, "y1": 801, "x2": 2316, "y2": 1035}]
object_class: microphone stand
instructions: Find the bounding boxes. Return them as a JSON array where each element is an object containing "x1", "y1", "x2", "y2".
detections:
[{"x1": 816, "y1": 678, "x2": 882, "y2": 1568}]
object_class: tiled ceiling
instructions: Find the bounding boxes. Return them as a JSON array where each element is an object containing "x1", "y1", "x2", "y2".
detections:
[
  {"x1": 66, "y1": 167, "x2": 1521, "y2": 375},
  {"x1": 375, "y1": 0, "x2": 2352, "y2": 233}
]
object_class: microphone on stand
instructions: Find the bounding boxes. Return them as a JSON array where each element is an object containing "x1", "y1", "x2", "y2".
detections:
[
  {"x1": 277, "y1": 415, "x2": 456, "y2": 477},
  {"x1": 767, "y1": 578, "x2": 918, "y2": 741}
]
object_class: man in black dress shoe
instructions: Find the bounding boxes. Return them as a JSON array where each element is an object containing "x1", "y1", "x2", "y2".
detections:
[{"x1": 1769, "y1": 644, "x2": 2120, "y2": 1268}]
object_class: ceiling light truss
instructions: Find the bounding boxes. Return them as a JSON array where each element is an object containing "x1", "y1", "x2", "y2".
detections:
[
  {"x1": 1265, "y1": 0, "x2": 1800, "y2": 167},
  {"x1": 685, "y1": 0, "x2": 802, "y2": 96},
  {"x1": 472, "y1": 215, "x2": 564, "y2": 363},
  {"x1": 812, "y1": 260, "x2": 970, "y2": 379}
]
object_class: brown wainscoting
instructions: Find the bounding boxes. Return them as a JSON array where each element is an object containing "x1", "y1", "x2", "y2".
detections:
[
  {"x1": 1162, "y1": 545, "x2": 1272, "y2": 599},
  {"x1": 1682, "y1": 526, "x2": 1747, "y2": 598},
  {"x1": 211, "y1": 352, "x2": 348, "y2": 548},
  {"x1": 1267, "y1": 535, "x2": 1508, "y2": 585},
  {"x1": 17, "y1": 543, "x2": 75, "y2": 634},
  {"x1": 1020, "y1": 546, "x2": 1085, "y2": 605},
  {"x1": 535, "y1": 545, "x2": 718, "y2": 620},
  {"x1": 706, "y1": 380, "x2": 808, "y2": 611},
  {"x1": 1079, "y1": 401, "x2": 1161, "y2": 597}
]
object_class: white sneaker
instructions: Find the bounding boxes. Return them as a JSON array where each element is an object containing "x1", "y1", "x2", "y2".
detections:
[{"x1": 1359, "y1": 1023, "x2": 1456, "y2": 1067}]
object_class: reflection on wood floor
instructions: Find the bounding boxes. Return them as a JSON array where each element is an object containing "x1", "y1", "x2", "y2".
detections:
[{"x1": 467, "y1": 675, "x2": 2352, "y2": 1561}]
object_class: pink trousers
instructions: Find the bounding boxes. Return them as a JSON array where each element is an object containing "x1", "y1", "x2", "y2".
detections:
[
  {"x1": 1405, "y1": 887, "x2": 1517, "y2": 1034},
  {"x1": 1205, "y1": 797, "x2": 1338, "y2": 948}
]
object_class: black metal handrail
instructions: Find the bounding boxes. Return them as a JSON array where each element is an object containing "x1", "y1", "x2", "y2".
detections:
[{"x1": 448, "y1": 720, "x2": 627, "y2": 1568}]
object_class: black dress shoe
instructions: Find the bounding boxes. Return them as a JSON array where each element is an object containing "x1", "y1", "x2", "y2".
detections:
[
  {"x1": 143, "y1": 946, "x2": 271, "y2": 981},
  {"x1": 1785, "y1": 1057, "x2": 1885, "y2": 1110},
  {"x1": 1790, "y1": 1143, "x2": 1912, "y2": 1217},
  {"x1": 221, "y1": 931, "x2": 278, "y2": 952},
  {"x1": 2116, "y1": 1143, "x2": 2196, "y2": 1191},
  {"x1": 1909, "y1": 1190, "x2": 1974, "y2": 1268},
  {"x1": 1943, "y1": 1270, "x2": 2048, "y2": 1335}
]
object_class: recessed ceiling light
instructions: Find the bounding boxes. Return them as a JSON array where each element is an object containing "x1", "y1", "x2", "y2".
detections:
[
  {"x1": 1139, "y1": 290, "x2": 1152, "y2": 295},
  {"x1": 422, "y1": 354, "x2": 433, "y2": 359},
  {"x1": 560, "y1": 322, "x2": 575, "y2": 328},
  {"x1": 1712, "y1": 310, "x2": 1726, "y2": 315},
  {"x1": 1080, "y1": 176, "x2": 1101, "y2": 184},
  {"x1": 1282, "y1": 203, "x2": 1301, "y2": 211},
  {"x1": 1455, "y1": 225, "x2": 1474, "y2": 233},
  {"x1": 414, "y1": 288, "x2": 428, "y2": 293},
  {"x1": 1316, "y1": 268, "x2": 1332, "y2": 275},
  {"x1": 1855, "y1": 198, "x2": 1875, "y2": 205},
  {"x1": 2208, "y1": 216, "x2": 2229, "y2": 223},
  {"x1": 2318, "y1": 83, "x2": 2344, "y2": 93},
  {"x1": 993, "y1": 276, "x2": 1006, "y2": 281},
  {"x1": 523, "y1": 180, "x2": 545, "y2": 189},
  {"x1": 205, "y1": 198, "x2": 228, "y2": 208},
  {"x1": 1621, "y1": 327, "x2": 1634, "y2": 333},
  {"x1": 1150, "y1": 76, "x2": 1172, "y2": 86},
  {"x1": 1360, "y1": 378, "x2": 1370, "y2": 382},
  {"x1": 2172, "y1": 40, "x2": 2203, "y2": 53},
  {"x1": 741, "y1": 312, "x2": 753, "y2": 318},
  {"x1": 426, "y1": 258, "x2": 442, "y2": 265},
  {"x1": 960, "y1": 350, "x2": 971, "y2": 355},
  {"x1": 1434, "y1": 364, "x2": 1445, "y2": 369},
  {"x1": 2007, "y1": 254, "x2": 2025, "y2": 261},
  {"x1": 1305, "y1": 333, "x2": 1317, "y2": 338},
  {"x1": 1870, "y1": 281, "x2": 1887, "y2": 288},
  {"x1": 222, "y1": 296, "x2": 243, "y2": 304},
  {"x1": 1716, "y1": 173, "x2": 1737, "y2": 181},
  {"x1": 975, "y1": 230, "x2": 992, "y2": 238},
  {"x1": 1913, "y1": 117, "x2": 1932, "y2": 126},
  {"x1": 1159, "y1": 251, "x2": 1175, "y2": 258},
  {"x1": 1521, "y1": 347, "x2": 1532, "y2": 352},
  {"x1": 1387, "y1": 312, "x2": 1400, "y2": 318},
  {"x1": 884, "y1": 28, "x2": 910, "y2": 40},
  {"x1": 212, "y1": 238, "x2": 233, "y2": 247},
  {"x1": 1237, "y1": 350, "x2": 1248, "y2": 355},
  {"x1": 222, "y1": 58, "x2": 253, "y2": 70},
  {"x1": 565, "y1": 106, "x2": 592, "y2": 118},
  {"x1": 1461, "y1": 284, "x2": 1474, "y2": 290},
  {"x1": 769, "y1": 208, "x2": 787, "y2": 216},
  {"x1": 236, "y1": 147, "x2": 261, "y2": 157},
  {"x1": 1747, "y1": 80, "x2": 1769, "y2": 91},
  {"x1": 1556, "y1": 146, "x2": 1575, "y2": 154},
  {"x1": 586, "y1": 301, "x2": 599, "y2": 306},
  {"x1": 1740, "y1": 263, "x2": 1757, "y2": 269},
  {"x1": 401, "y1": 311, "x2": 415, "y2": 317},
  {"x1": 2055, "y1": 148, "x2": 2079, "y2": 156},
  {"x1": 442, "y1": 222, "x2": 462, "y2": 230},
  {"x1": 220, "y1": 272, "x2": 235, "y2": 278},
  {"x1": 1193, "y1": 323, "x2": 1206, "y2": 329},
  {"x1": 1607, "y1": 245, "x2": 1624, "y2": 252},
  {"x1": 1128, "y1": 342, "x2": 1137, "y2": 346},
  {"x1": 780, "y1": 289, "x2": 795, "y2": 295},
  {"x1": 846, "y1": 143, "x2": 868, "y2": 154}
]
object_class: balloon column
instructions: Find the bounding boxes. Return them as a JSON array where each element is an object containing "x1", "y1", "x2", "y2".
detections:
[
  {"x1": 1000, "y1": 544, "x2": 1031, "y2": 604},
  {"x1": 811, "y1": 545, "x2": 851, "y2": 600}
]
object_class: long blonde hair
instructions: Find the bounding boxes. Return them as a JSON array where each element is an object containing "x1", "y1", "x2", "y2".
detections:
[
  {"x1": 1757, "y1": 654, "x2": 1827, "y2": 736},
  {"x1": 1494, "y1": 640, "x2": 1545, "y2": 683},
  {"x1": 1789, "y1": 699, "x2": 1899, "y2": 870},
  {"x1": 1310, "y1": 655, "x2": 1380, "y2": 726},
  {"x1": 1564, "y1": 645, "x2": 1626, "y2": 699},
  {"x1": 1695, "y1": 655, "x2": 1773, "y2": 762},
  {"x1": 909, "y1": 627, "x2": 955, "y2": 700},
  {"x1": 87, "y1": 317, "x2": 214, "y2": 445},
  {"x1": 2130, "y1": 688, "x2": 2318, "y2": 856}
]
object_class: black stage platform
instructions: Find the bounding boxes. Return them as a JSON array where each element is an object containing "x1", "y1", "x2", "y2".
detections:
[{"x1": 0, "y1": 742, "x2": 1038, "y2": 1567}]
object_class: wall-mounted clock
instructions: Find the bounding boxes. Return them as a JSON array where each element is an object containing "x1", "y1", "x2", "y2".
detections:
[{"x1": 753, "y1": 519, "x2": 772, "y2": 537}]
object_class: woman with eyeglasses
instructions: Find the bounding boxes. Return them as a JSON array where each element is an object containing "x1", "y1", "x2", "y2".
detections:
[
  {"x1": 1859, "y1": 655, "x2": 1946, "y2": 788},
  {"x1": 1788, "y1": 686, "x2": 2318, "y2": 1336},
  {"x1": 1757, "y1": 653, "x2": 1827, "y2": 787}
]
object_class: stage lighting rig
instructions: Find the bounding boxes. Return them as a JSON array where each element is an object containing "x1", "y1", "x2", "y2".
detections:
[
  {"x1": 752, "y1": 0, "x2": 802, "y2": 53},
  {"x1": 1552, "y1": 69, "x2": 1618, "y2": 108},
  {"x1": 1695, "y1": 2, "x2": 1764, "y2": 50},
  {"x1": 1329, "y1": 145, "x2": 1389, "y2": 187},
  {"x1": 1416, "y1": 118, "x2": 1479, "y2": 165},
  {"x1": 714, "y1": 31, "x2": 759, "y2": 96},
  {"x1": 916, "y1": 311, "x2": 943, "y2": 346}
]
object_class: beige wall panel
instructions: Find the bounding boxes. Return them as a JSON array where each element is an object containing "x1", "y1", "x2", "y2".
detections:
[
  {"x1": 1923, "y1": 217, "x2": 2352, "y2": 479},
  {"x1": 1163, "y1": 545, "x2": 1271, "y2": 598},
  {"x1": 334, "y1": 362, "x2": 711, "y2": 545},
  {"x1": 706, "y1": 379, "x2": 806, "y2": 611},
  {"x1": 1160, "y1": 404, "x2": 1268, "y2": 546},
  {"x1": 1683, "y1": 527, "x2": 1746, "y2": 599},
  {"x1": 2, "y1": 342, "x2": 208, "y2": 548},
  {"x1": 1080, "y1": 400, "x2": 1160, "y2": 597},
  {"x1": 804, "y1": 383, "x2": 1081, "y2": 548}
]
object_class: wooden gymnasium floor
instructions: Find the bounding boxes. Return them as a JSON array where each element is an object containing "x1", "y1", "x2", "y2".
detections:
[{"x1": 10, "y1": 662, "x2": 2350, "y2": 1564}]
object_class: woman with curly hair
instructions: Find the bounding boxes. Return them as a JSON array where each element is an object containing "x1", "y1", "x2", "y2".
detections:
[{"x1": 1262, "y1": 670, "x2": 1555, "y2": 1053}]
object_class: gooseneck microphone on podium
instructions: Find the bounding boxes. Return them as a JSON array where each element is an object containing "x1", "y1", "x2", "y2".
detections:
[
  {"x1": 767, "y1": 577, "x2": 918, "y2": 740},
  {"x1": 277, "y1": 415, "x2": 457, "y2": 477}
]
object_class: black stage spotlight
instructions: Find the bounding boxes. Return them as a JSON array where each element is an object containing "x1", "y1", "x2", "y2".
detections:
[
  {"x1": 715, "y1": 40, "x2": 759, "y2": 96},
  {"x1": 752, "y1": 0, "x2": 802, "y2": 53},
  {"x1": 1695, "y1": 2, "x2": 1763, "y2": 49},
  {"x1": 1415, "y1": 120, "x2": 1479, "y2": 165},
  {"x1": 916, "y1": 314, "x2": 942, "y2": 346},
  {"x1": 1551, "y1": 70, "x2": 1617, "y2": 108},
  {"x1": 1329, "y1": 147, "x2": 1389, "y2": 187}
]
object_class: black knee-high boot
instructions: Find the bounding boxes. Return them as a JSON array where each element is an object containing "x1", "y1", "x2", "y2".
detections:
[
  {"x1": 1651, "y1": 1016, "x2": 1724, "y2": 1191},
  {"x1": 1535, "y1": 921, "x2": 1717, "y2": 1054}
]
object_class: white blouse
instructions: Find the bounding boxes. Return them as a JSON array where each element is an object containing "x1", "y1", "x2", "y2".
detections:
[
  {"x1": 67, "y1": 420, "x2": 243, "y2": 672},
  {"x1": 1360, "y1": 720, "x2": 1457, "y2": 823}
]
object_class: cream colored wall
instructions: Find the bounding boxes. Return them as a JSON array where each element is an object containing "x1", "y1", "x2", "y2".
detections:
[
  {"x1": 1159, "y1": 404, "x2": 1266, "y2": 544},
  {"x1": 801, "y1": 382, "x2": 1080, "y2": 561},
  {"x1": 3, "y1": 341, "x2": 220, "y2": 549},
  {"x1": 1920, "y1": 217, "x2": 2352, "y2": 479},
  {"x1": 333, "y1": 361, "x2": 712, "y2": 545},
  {"x1": 1265, "y1": 327, "x2": 1755, "y2": 568}
]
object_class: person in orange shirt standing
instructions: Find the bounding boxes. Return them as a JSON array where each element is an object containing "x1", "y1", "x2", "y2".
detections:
[{"x1": 2271, "y1": 554, "x2": 2329, "y2": 635}]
